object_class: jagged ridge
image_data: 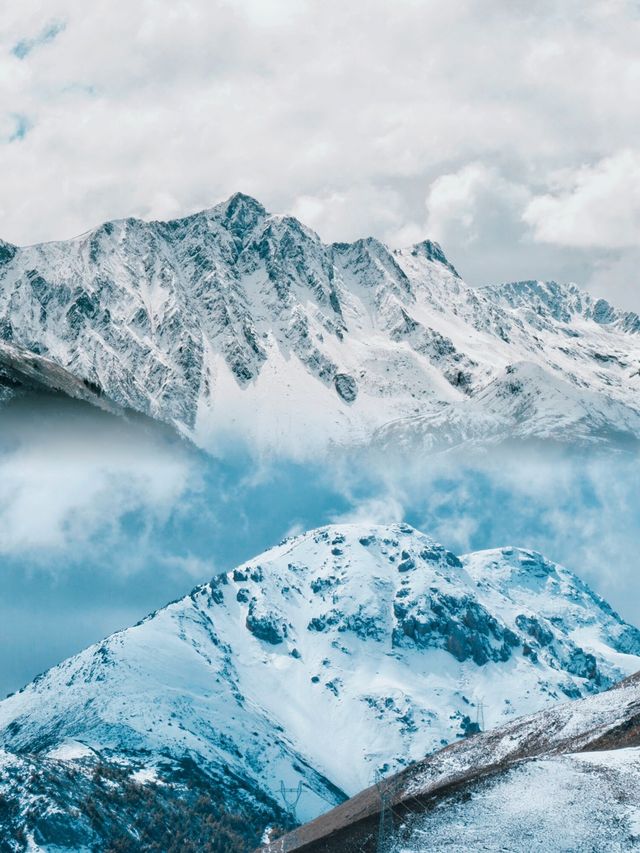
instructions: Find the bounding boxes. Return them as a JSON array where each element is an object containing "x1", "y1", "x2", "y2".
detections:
[{"x1": 1, "y1": 195, "x2": 640, "y2": 455}]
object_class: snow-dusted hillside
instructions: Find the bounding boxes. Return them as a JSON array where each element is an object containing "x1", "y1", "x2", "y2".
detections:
[
  {"x1": 1, "y1": 522, "x2": 639, "y2": 839},
  {"x1": 267, "y1": 671, "x2": 640, "y2": 853},
  {"x1": 400, "y1": 748, "x2": 640, "y2": 851},
  {"x1": 0, "y1": 746, "x2": 279, "y2": 851},
  {"x1": 1, "y1": 194, "x2": 640, "y2": 456}
]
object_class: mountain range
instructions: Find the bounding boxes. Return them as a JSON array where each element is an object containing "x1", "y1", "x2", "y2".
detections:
[
  {"x1": 1, "y1": 523, "x2": 639, "y2": 850},
  {"x1": 1, "y1": 193, "x2": 640, "y2": 457}
]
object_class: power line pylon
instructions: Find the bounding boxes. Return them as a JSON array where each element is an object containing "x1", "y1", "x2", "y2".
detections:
[
  {"x1": 277, "y1": 780, "x2": 303, "y2": 852},
  {"x1": 279, "y1": 779, "x2": 303, "y2": 822},
  {"x1": 374, "y1": 769, "x2": 401, "y2": 853}
]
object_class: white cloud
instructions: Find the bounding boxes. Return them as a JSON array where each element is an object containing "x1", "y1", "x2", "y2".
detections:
[
  {"x1": 0, "y1": 401, "x2": 199, "y2": 557},
  {"x1": 523, "y1": 150, "x2": 640, "y2": 248},
  {"x1": 329, "y1": 494, "x2": 405, "y2": 526},
  {"x1": 1, "y1": 1, "x2": 640, "y2": 303},
  {"x1": 349, "y1": 447, "x2": 640, "y2": 625},
  {"x1": 290, "y1": 185, "x2": 423, "y2": 245},
  {"x1": 159, "y1": 553, "x2": 218, "y2": 581},
  {"x1": 584, "y1": 248, "x2": 640, "y2": 312},
  {"x1": 425, "y1": 163, "x2": 529, "y2": 247}
]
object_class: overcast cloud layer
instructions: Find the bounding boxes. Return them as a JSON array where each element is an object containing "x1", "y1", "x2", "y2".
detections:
[{"x1": 1, "y1": 0, "x2": 639, "y2": 307}]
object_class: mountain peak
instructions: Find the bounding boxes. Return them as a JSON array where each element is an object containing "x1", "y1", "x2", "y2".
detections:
[
  {"x1": 221, "y1": 191, "x2": 266, "y2": 216},
  {"x1": 0, "y1": 238, "x2": 17, "y2": 264},
  {"x1": 224, "y1": 190, "x2": 266, "y2": 212},
  {"x1": 213, "y1": 191, "x2": 267, "y2": 238},
  {"x1": 409, "y1": 238, "x2": 460, "y2": 277}
]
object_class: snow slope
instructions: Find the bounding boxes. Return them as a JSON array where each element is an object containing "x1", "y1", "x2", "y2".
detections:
[
  {"x1": 400, "y1": 748, "x2": 640, "y2": 852},
  {"x1": 1, "y1": 194, "x2": 640, "y2": 456},
  {"x1": 1, "y1": 523, "x2": 639, "y2": 833}
]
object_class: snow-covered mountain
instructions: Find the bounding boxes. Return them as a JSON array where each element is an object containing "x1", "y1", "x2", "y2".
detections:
[
  {"x1": 1, "y1": 194, "x2": 640, "y2": 456},
  {"x1": 1, "y1": 523, "x2": 639, "y2": 848},
  {"x1": 268, "y1": 671, "x2": 640, "y2": 852}
]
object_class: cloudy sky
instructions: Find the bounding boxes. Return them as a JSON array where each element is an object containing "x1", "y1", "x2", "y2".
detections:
[{"x1": 1, "y1": 0, "x2": 639, "y2": 307}]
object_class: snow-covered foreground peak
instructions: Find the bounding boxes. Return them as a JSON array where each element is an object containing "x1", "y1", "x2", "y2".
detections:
[
  {"x1": 0, "y1": 522, "x2": 639, "y2": 833},
  {"x1": 2, "y1": 194, "x2": 640, "y2": 456}
]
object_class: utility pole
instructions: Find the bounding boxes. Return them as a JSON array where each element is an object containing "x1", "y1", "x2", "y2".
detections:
[{"x1": 475, "y1": 697, "x2": 485, "y2": 732}]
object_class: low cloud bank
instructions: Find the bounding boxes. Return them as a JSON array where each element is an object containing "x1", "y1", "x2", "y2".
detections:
[{"x1": 1, "y1": 397, "x2": 639, "y2": 696}]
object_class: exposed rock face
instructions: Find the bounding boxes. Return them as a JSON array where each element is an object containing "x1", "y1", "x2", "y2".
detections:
[
  {"x1": 0, "y1": 340, "x2": 120, "y2": 413},
  {"x1": 0, "y1": 239, "x2": 16, "y2": 265},
  {"x1": 246, "y1": 601, "x2": 288, "y2": 645},
  {"x1": 334, "y1": 373, "x2": 357, "y2": 402},
  {"x1": 1, "y1": 194, "x2": 640, "y2": 454},
  {"x1": 393, "y1": 589, "x2": 520, "y2": 665}
]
